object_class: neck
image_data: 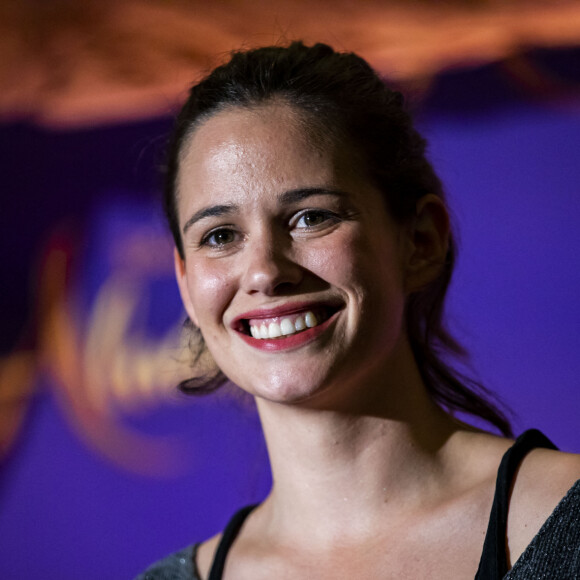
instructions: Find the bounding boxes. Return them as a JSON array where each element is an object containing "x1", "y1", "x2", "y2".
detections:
[{"x1": 254, "y1": 351, "x2": 463, "y2": 543}]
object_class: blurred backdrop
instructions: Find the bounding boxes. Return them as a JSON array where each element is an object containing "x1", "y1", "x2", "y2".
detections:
[{"x1": 1, "y1": 1, "x2": 580, "y2": 578}]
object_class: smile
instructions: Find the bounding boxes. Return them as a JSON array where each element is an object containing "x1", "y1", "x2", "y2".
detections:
[
  {"x1": 249, "y1": 311, "x2": 320, "y2": 340},
  {"x1": 232, "y1": 302, "x2": 341, "y2": 351}
]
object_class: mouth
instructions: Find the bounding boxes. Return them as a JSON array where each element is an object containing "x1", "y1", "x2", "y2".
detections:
[{"x1": 233, "y1": 303, "x2": 341, "y2": 341}]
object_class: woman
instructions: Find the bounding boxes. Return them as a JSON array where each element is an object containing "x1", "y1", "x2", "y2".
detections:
[{"x1": 137, "y1": 42, "x2": 580, "y2": 579}]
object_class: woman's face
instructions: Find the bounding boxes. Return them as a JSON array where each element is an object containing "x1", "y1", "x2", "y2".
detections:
[{"x1": 174, "y1": 103, "x2": 414, "y2": 409}]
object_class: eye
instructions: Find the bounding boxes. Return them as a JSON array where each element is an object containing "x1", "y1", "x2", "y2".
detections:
[
  {"x1": 294, "y1": 210, "x2": 338, "y2": 229},
  {"x1": 200, "y1": 227, "x2": 238, "y2": 248}
]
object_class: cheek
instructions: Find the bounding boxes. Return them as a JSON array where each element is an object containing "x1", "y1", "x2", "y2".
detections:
[
  {"x1": 300, "y1": 230, "x2": 363, "y2": 282},
  {"x1": 303, "y1": 245, "x2": 346, "y2": 279},
  {"x1": 303, "y1": 229, "x2": 401, "y2": 291},
  {"x1": 186, "y1": 262, "x2": 235, "y2": 321},
  {"x1": 330, "y1": 231, "x2": 406, "y2": 320}
]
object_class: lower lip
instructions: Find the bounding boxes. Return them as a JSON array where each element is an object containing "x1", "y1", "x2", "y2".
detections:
[{"x1": 238, "y1": 312, "x2": 339, "y2": 351}]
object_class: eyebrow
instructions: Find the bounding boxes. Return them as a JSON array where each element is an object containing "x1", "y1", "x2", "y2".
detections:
[
  {"x1": 182, "y1": 204, "x2": 237, "y2": 234},
  {"x1": 279, "y1": 187, "x2": 347, "y2": 205},
  {"x1": 182, "y1": 187, "x2": 347, "y2": 235}
]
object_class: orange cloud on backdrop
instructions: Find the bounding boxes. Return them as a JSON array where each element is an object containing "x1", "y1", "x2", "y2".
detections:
[{"x1": 1, "y1": 0, "x2": 580, "y2": 127}]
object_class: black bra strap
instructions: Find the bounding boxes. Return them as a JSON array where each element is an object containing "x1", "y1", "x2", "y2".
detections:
[
  {"x1": 475, "y1": 429, "x2": 557, "y2": 579},
  {"x1": 208, "y1": 504, "x2": 258, "y2": 580}
]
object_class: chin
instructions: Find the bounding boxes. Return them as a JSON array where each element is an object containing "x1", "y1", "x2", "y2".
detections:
[{"x1": 233, "y1": 365, "x2": 342, "y2": 408}]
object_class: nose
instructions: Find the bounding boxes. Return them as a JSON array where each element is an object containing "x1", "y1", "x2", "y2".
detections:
[{"x1": 240, "y1": 233, "x2": 303, "y2": 295}]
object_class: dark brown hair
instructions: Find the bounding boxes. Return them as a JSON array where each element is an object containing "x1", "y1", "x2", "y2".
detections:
[{"x1": 164, "y1": 41, "x2": 512, "y2": 436}]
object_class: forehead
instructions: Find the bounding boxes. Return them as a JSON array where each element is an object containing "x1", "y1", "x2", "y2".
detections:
[
  {"x1": 180, "y1": 104, "x2": 331, "y2": 170},
  {"x1": 179, "y1": 103, "x2": 357, "y2": 192},
  {"x1": 174, "y1": 103, "x2": 377, "y2": 228}
]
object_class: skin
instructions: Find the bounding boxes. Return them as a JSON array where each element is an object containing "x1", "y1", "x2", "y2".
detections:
[
  {"x1": 173, "y1": 103, "x2": 580, "y2": 579},
  {"x1": 175, "y1": 104, "x2": 419, "y2": 411}
]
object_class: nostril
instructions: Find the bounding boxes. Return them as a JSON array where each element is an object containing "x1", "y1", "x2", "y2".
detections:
[
  {"x1": 272, "y1": 280, "x2": 300, "y2": 293},
  {"x1": 242, "y1": 248, "x2": 303, "y2": 295}
]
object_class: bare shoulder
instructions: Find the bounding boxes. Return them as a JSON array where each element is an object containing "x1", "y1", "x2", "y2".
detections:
[
  {"x1": 507, "y1": 444, "x2": 580, "y2": 565},
  {"x1": 195, "y1": 533, "x2": 222, "y2": 580},
  {"x1": 512, "y1": 445, "x2": 580, "y2": 513}
]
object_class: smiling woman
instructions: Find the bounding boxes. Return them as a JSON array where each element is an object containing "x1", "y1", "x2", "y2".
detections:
[
  {"x1": 136, "y1": 42, "x2": 580, "y2": 580},
  {"x1": 164, "y1": 43, "x2": 512, "y2": 432},
  {"x1": 173, "y1": 103, "x2": 420, "y2": 406}
]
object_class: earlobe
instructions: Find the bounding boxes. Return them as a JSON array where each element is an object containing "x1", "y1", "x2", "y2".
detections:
[
  {"x1": 174, "y1": 248, "x2": 199, "y2": 327},
  {"x1": 404, "y1": 194, "x2": 450, "y2": 293}
]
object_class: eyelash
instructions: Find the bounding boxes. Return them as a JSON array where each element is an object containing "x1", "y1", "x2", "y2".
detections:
[
  {"x1": 197, "y1": 209, "x2": 342, "y2": 249},
  {"x1": 293, "y1": 209, "x2": 340, "y2": 229},
  {"x1": 199, "y1": 227, "x2": 239, "y2": 248}
]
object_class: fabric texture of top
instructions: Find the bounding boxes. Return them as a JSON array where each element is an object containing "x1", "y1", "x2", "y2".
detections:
[{"x1": 135, "y1": 429, "x2": 580, "y2": 580}]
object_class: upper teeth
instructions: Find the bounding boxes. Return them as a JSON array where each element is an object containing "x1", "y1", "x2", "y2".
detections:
[{"x1": 250, "y1": 311, "x2": 318, "y2": 339}]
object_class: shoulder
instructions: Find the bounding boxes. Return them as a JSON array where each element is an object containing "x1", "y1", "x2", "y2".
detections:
[
  {"x1": 195, "y1": 533, "x2": 222, "y2": 580},
  {"x1": 507, "y1": 443, "x2": 580, "y2": 565},
  {"x1": 134, "y1": 545, "x2": 198, "y2": 580}
]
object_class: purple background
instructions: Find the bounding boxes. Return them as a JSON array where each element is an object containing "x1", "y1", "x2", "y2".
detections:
[{"x1": 1, "y1": 58, "x2": 579, "y2": 579}]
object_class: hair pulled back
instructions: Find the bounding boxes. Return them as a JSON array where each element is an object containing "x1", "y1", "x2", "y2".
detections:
[{"x1": 165, "y1": 41, "x2": 512, "y2": 436}]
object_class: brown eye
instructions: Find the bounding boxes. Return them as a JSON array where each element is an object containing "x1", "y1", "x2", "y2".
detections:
[
  {"x1": 295, "y1": 210, "x2": 338, "y2": 229},
  {"x1": 202, "y1": 228, "x2": 237, "y2": 247},
  {"x1": 302, "y1": 212, "x2": 325, "y2": 226}
]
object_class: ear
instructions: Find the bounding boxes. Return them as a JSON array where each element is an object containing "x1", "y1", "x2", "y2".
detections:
[
  {"x1": 403, "y1": 194, "x2": 450, "y2": 293},
  {"x1": 174, "y1": 248, "x2": 199, "y2": 327}
]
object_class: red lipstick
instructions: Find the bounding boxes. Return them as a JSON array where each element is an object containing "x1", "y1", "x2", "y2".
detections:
[
  {"x1": 238, "y1": 311, "x2": 339, "y2": 351},
  {"x1": 232, "y1": 301, "x2": 342, "y2": 352}
]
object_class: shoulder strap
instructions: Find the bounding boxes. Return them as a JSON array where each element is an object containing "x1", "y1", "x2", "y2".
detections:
[
  {"x1": 475, "y1": 429, "x2": 557, "y2": 580},
  {"x1": 208, "y1": 504, "x2": 258, "y2": 580}
]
